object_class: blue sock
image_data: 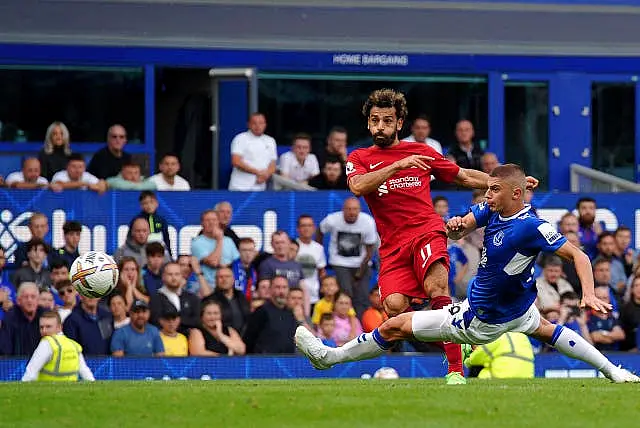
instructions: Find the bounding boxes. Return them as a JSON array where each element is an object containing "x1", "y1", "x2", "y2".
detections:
[{"x1": 372, "y1": 328, "x2": 393, "y2": 350}]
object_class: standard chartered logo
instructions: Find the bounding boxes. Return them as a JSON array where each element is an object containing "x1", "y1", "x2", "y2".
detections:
[{"x1": 377, "y1": 182, "x2": 389, "y2": 197}]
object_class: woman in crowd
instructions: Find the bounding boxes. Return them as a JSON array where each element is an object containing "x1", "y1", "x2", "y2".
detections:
[
  {"x1": 38, "y1": 121, "x2": 72, "y2": 180},
  {"x1": 188, "y1": 300, "x2": 245, "y2": 356},
  {"x1": 112, "y1": 256, "x2": 149, "y2": 310}
]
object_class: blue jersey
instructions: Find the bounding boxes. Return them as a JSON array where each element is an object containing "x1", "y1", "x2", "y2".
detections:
[{"x1": 468, "y1": 203, "x2": 567, "y2": 324}]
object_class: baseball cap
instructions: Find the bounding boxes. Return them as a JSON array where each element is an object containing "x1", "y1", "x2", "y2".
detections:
[
  {"x1": 160, "y1": 307, "x2": 180, "y2": 319},
  {"x1": 131, "y1": 299, "x2": 149, "y2": 311}
]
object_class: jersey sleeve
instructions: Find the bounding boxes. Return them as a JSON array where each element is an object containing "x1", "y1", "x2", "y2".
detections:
[
  {"x1": 526, "y1": 218, "x2": 567, "y2": 253},
  {"x1": 422, "y1": 146, "x2": 460, "y2": 183},
  {"x1": 470, "y1": 202, "x2": 491, "y2": 228},
  {"x1": 345, "y1": 150, "x2": 367, "y2": 184}
]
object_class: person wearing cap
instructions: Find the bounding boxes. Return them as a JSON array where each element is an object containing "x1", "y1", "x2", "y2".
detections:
[
  {"x1": 158, "y1": 307, "x2": 188, "y2": 357},
  {"x1": 22, "y1": 311, "x2": 95, "y2": 382},
  {"x1": 110, "y1": 300, "x2": 164, "y2": 357}
]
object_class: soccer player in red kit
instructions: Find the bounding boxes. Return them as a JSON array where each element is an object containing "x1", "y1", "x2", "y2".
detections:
[{"x1": 346, "y1": 89, "x2": 504, "y2": 384}]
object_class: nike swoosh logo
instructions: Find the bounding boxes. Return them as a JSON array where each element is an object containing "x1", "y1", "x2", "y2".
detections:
[{"x1": 370, "y1": 161, "x2": 384, "y2": 169}]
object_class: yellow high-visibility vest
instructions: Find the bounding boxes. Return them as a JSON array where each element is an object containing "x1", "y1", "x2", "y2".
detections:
[
  {"x1": 37, "y1": 335, "x2": 82, "y2": 382},
  {"x1": 465, "y1": 332, "x2": 535, "y2": 379}
]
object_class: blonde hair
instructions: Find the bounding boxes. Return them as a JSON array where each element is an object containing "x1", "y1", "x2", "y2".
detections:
[{"x1": 43, "y1": 121, "x2": 71, "y2": 155}]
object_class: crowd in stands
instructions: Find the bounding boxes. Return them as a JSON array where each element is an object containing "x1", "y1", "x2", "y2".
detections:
[{"x1": 0, "y1": 113, "x2": 639, "y2": 359}]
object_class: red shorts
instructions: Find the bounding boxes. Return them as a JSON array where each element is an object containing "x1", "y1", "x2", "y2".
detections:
[{"x1": 377, "y1": 230, "x2": 450, "y2": 303}]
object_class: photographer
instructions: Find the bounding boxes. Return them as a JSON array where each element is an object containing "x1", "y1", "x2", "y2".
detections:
[{"x1": 557, "y1": 292, "x2": 593, "y2": 344}]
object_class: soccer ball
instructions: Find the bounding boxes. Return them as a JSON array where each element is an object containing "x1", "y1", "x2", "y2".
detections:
[
  {"x1": 70, "y1": 251, "x2": 119, "y2": 298},
  {"x1": 373, "y1": 367, "x2": 400, "y2": 379}
]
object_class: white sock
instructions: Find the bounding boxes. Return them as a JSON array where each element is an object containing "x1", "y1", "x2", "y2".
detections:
[
  {"x1": 550, "y1": 325, "x2": 617, "y2": 377},
  {"x1": 325, "y1": 329, "x2": 391, "y2": 365}
]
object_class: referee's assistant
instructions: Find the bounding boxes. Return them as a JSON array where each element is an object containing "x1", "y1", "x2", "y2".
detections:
[{"x1": 22, "y1": 311, "x2": 95, "y2": 382}]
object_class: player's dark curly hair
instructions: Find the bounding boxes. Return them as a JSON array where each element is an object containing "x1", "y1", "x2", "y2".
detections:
[{"x1": 362, "y1": 89, "x2": 408, "y2": 121}]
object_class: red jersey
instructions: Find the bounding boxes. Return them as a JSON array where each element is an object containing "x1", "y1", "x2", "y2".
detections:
[{"x1": 346, "y1": 142, "x2": 460, "y2": 257}]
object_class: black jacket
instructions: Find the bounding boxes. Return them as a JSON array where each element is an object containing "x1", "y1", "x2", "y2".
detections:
[
  {"x1": 206, "y1": 289, "x2": 251, "y2": 335},
  {"x1": 149, "y1": 289, "x2": 201, "y2": 335}
]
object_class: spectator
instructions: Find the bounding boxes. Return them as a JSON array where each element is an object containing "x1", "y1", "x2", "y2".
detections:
[
  {"x1": 11, "y1": 239, "x2": 52, "y2": 291},
  {"x1": 128, "y1": 191, "x2": 172, "y2": 257},
  {"x1": 114, "y1": 217, "x2": 150, "y2": 267},
  {"x1": 556, "y1": 291, "x2": 592, "y2": 343},
  {"x1": 106, "y1": 162, "x2": 156, "y2": 191},
  {"x1": 158, "y1": 307, "x2": 188, "y2": 357},
  {"x1": 13, "y1": 212, "x2": 50, "y2": 268},
  {"x1": 593, "y1": 258, "x2": 617, "y2": 312},
  {"x1": 330, "y1": 292, "x2": 362, "y2": 346},
  {"x1": 0, "y1": 282, "x2": 43, "y2": 356},
  {"x1": 141, "y1": 242, "x2": 167, "y2": 297},
  {"x1": 317, "y1": 126, "x2": 348, "y2": 169},
  {"x1": 433, "y1": 196, "x2": 449, "y2": 221},
  {"x1": 535, "y1": 255, "x2": 574, "y2": 312},
  {"x1": 448, "y1": 238, "x2": 469, "y2": 300},
  {"x1": 558, "y1": 212, "x2": 580, "y2": 235},
  {"x1": 614, "y1": 226, "x2": 635, "y2": 277},
  {"x1": 5, "y1": 157, "x2": 55, "y2": 190},
  {"x1": 278, "y1": 133, "x2": 320, "y2": 184},
  {"x1": 87, "y1": 124, "x2": 133, "y2": 179},
  {"x1": 191, "y1": 209, "x2": 240, "y2": 287},
  {"x1": 38, "y1": 289, "x2": 55, "y2": 311},
  {"x1": 242, "y1": 276, "x2": 297, "y2": 354},
  {"x1": 480, "y1": 152, "x2": 500, "y2": 174},
  {"x1": 295, "y1": 215, "x2": 327, "y2": 311},
  {"x1": 111, "y1": 300, "x2": 164, "y2": 357},
  {"x1": 594, "y1": 232, "x2": 627, "y2": 302},
  {"x1": 0, "y1": 247, "x2": 17, "y2": 322},
  {"x1": 148, "y1": 153, "x2": 191, "y2": 191},
  {"x1": 215, "y1": 201, "x2": 241, "y2": 248},
  {"x1": 317, "y1": 197, "x2": 378, "y2": 317},
  {"x1": 361, "y1": 286, "x2": 388, "y2": 333},
  {"x1": 21, "y1": 310, "x2": 95, "y2": 382},
  {"x1": 447, "y1": 120, "x2": 484, "y2": 171},
  {"x1": 620, "y1": 276, "x2": 640, "y2": 351},
  {"x1": 110, "y1": 256, "x2": 149, "y2": 311},
  {"x1": 307, "y1": 158, "x2": 348, "y2": 190},
  {"x1": 228, "y1": 112, "x2": 277, "y2": 191},
  {"x1": 109, "y1": 293, "x2": 130, "y2": 330},
  {"x1": 310, "y1": 276, "x2": 356, "y2": 325},
  {"x1": 50, "y1": 220, "x2": 82, "y2": 268},
  {"x1": 38, "y1": 121, "x2": 72, "y2": 181},
  {"x1": 63, "y1": 295, "x2": 113, "y2": 355},
  {"x1": 149, "y1": 262, "x2": 200, "y2": 334},
  {"x1": 316, "y1": 313, "x2": 337, "y2": 347},
  {"x1": 251, "y1": 279, "x2": 271, "y2": 311},
  {"x1": 587, "y1": 286, "x2": 626, "y2": 351},
  {"x1": 178, "y1": 255, "x2": 212, "y2": 299},
  {"x1": 48, "y1": 259, "x2": 69, "y2": 306},
  {"x1": 403, "y1": 115, "x2": 443, "y2": 154},
  {"x1": 51, "y1": 154, "x2": 107, "y2": 193},
  {"x1": 576, "y1": 197, "x2": 604, "y2": 260},
  {"x1": 189, "y1": 300, "x2": 246, "y2": 356},
  {"x1": 231, "y1": 238, "x2": 258, "y2": 301},
  {"x1": 259, "y1": 231, "x2": 305, "y2": 292},
  {"x1": 204, "y1": 267, "x2": 250, "y2": 335},
  {"x1": 286, "y1": 286, "x2": 312, "y2": 331},
  {"x1": 55, "y1": 280, "x2": 77, "y2": 323}
]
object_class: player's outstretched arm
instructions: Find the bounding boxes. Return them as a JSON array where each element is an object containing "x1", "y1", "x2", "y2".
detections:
[
  {"x1": 555, "y1": 242, "x2": 612, "y2": 314},
  {"x1": 446, "y1": 213, "x2": 478, "y2": 241},
  {"x1": 348, "y1": 155, "x2": 434, "y2": 196},
  {"x1": 453, "y1": 168, "x2": 490, "y2": 190}
]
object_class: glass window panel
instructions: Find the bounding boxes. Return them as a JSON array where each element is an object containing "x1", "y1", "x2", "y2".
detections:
[
  {"x1": 504, "y1": 82, "x2": 549, "y2": 190},
  {"x1": 591, "y1": 83, "x2": 635, "y2": 180},
  {"x1": 258, "y1": 74, "x2": 488, "y2": 155},
  {"x1": 0, "y1": 66, "x2": 145, "y2": 144}
]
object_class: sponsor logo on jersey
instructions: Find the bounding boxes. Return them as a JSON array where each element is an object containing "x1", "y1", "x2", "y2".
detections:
[
  {"x1": 377, "y1": 181, "x2": 389, "y2": 197},
  {"x1": 537, "y1": 222, "x2": 562, "y2": 245},
  {"x1": 369, "y1": 161, "x2": 384, "y2": 169},
  {"x1": 479, "y1": 246, "x2": 487, "y2": 267},
  {"x1": 387, "y1": 176, "x2": 421, "y2": 190}
]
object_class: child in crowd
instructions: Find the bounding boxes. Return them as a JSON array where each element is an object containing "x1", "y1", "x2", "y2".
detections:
[
  {"x1": 129, "y1": 191, "x2": 172, "y2": 257},
  {"x1": 311, "y1": 276, "x2": 356, "y2": 326},
  {"x1": 159, "y1": 308, "x2": 188, "y2": 357},
  {"x1": 316, "y1": 313, "x2": 337, "y2": 347},
  {"x1": 142, "y1": 242, "x2": 166, "y2": 296}
]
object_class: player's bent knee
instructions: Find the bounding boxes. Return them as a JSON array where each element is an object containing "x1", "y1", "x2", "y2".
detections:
[{"x1": 383, "y1": 293, "x2": 410, "y2": 317}]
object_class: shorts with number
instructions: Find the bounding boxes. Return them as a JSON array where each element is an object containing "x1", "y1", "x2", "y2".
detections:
[
  {"x1": 412, "y1": 299, "x2": 541, "y2": 345},
  {"x1": 377, "y1": 230, "x2": 449, "y2": 303}
]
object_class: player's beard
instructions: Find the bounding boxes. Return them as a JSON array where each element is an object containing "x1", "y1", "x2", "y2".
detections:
[{"x1": 373, "y1": 131, "x2": 396, "y2": 148}]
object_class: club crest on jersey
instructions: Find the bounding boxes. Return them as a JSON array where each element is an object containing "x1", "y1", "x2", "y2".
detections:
[
  {"x1": 493, "y1": 231, "x2": 504, "y2": 247},
  {"x1": 346, "y1": 161, "x2": 355, "y2": 175}
]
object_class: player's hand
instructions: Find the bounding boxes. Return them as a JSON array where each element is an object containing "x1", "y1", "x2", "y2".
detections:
[
  {"x1": 394, "y1": 155, "x2": 435, "y2": 171},
  {"x1": 525, "y1": 176, "x2": 539, "y2": 190},
  {"x1": 446, "y1": 216, "x2": 466, "y2": 232},
  {"x1": 580, "y1": 294, "x2": 612, "y2": 314}
]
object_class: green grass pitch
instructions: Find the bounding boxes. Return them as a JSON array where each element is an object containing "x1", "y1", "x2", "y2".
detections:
[{"x1": 1, "y1": 379, "x2": 637, "y2": 428}]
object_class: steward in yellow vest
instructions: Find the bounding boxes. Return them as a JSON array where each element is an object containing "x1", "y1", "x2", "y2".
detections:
[
  {"x1": 464, "y1": 332, "x2": 535, "y2": 379},
  {"x1": 21, "y1": 311, "x2": 95, "y2": 382}
]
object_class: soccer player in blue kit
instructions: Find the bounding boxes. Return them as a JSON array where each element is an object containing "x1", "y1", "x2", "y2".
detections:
[{"x1": 296, "y1": 164, "x2": 640, "y2": 382}]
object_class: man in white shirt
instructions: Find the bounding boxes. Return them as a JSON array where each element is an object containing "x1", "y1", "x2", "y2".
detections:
[
  {"x1": 402, "y1": 115, "x2": 443, "y2": 154},
  {"x1": 22, "y1": 310, "x2": 95, "y2": 382},
  {"x1": 6, "y1": 157, "x2": 55, "y2": 190},
  {"x1": 149, "y1": 153, "x2": 191, "y2": 191},
  {"x1": 278, "y1": 133, "x2": 320, "y2": 183},
  {"x1": 51, "y1": 153, "x2": 107, "y2": 193},
  {"x1": 228, "y1": 113, "x2": 277, "y2": 191},
  {"x1": 295, "y1": 215, "x2": 327, "y2": 308},
  {"x1": 317, "y1": 198, "x2": 379, "y2": 317}
]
